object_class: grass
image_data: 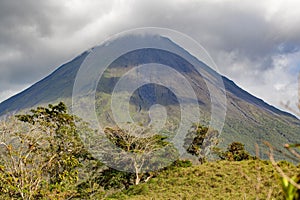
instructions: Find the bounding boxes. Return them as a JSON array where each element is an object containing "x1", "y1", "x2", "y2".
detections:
[{"x1": 106, "y1": 160, "x2": 299, "y2": 200}]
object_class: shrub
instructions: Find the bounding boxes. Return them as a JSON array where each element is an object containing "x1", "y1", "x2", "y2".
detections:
[{"x1": 219, "y1": 142, "x2": 251, "y2": 161}]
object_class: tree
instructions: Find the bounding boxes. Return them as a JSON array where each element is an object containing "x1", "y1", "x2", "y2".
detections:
[
  {"x1": 103, "y1": 124, "x2": 171, "y2": 185},
  {"x1": 0, "y1": 102, "x2": 92, "y2": 199},
  {"x1": 219, "y1": 142, "x2": 251, "y2": 161},
  {"x1": 16, "y1": 102, "x2": 89, "y2": 186},
  {"x1": 0, "y1": 117, "x2": 52, "y2": 199},
  {"x1": 184, "y1": 123, "x2": 219, "y2": 163}
]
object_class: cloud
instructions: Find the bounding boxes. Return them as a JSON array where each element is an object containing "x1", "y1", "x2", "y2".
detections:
[{"x1": 0, "y1": 0, "x2": 300, "y2": 114}]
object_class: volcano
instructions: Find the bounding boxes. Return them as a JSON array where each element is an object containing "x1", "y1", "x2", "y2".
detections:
[{"x1": 0, "y1": 35, "x2": 299, "y2": 159}]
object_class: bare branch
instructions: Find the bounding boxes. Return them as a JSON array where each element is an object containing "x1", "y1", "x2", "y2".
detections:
[{"x1": 264, "y1": 141, "x2": 300, "y2": 190}]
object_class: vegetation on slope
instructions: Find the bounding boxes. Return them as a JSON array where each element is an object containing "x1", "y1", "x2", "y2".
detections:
[
  {"x1": 108, "y1": 160, "x2": 299, "y2": 200},
  {"x1": 0, "y1": 102, "x2": 299, "y2": 199}
]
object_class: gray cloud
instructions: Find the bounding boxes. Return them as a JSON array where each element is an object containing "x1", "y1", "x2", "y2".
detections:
[{"x1": 0, "y1": 0, "x2": 300, "y2": 113}]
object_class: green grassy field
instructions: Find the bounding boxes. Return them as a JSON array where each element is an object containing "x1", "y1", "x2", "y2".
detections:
[{"x1": 106, "y1": 160, "x2": 299, "y2": 200}]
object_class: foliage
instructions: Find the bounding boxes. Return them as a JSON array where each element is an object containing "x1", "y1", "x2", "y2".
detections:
[
  {"x1": 218, "y1": 142, "x2": 252, "y2": 161},
  {"x1": 282, "y1": 144, "x2": 300, "y2": 200},
  {"x1": 0, "y1": 102, "x2": 93, "y2": 199},
  {"x1": 75, "y1": 158, "x2": 105, "y2": 199},
  {"x1": 1, "y1": 101, "x2": 299, "y2": 199},
  {"x1": 281, "y1": 174, "x2": 300, "y2": 200},
  {"x1": 267, "y1": 143, "x2": 300, "y2": 200},
  {"x1": 184, "y1": 123, "x2": 219, "y2": 163},
  {"x1": 95, "y1": 167, "x2": 133, "y2": 190},
  {"x1": 0, "y1": 118, "x2": 50, "y2": 199},
  {"x1": 103, "y1": 124, "x2": 172, "y2": 185},
  {"x1": 104, "y1": 125, "x2": 169, "y2": 153},
  {"x1": 169, "y1": 159, "x2": 193, "y2": 168},
  {"x1": 16, "y1": 102, "x2": 89, "y2": 186}
]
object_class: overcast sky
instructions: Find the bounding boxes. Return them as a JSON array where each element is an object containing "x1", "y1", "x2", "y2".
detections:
[{"x1": 1, "y1": 0, "x2": 300, "y2": 114}]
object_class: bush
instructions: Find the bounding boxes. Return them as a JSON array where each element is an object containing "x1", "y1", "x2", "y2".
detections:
[
  {"x1": 171, "y1": 160, "x2": 193, "y2": 168},
  {"x1": 219, "y1": 142, "x2": 252, "y2": 161}
]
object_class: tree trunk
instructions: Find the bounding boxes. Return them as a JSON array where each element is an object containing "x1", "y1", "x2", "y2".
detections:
[
  {"x1": 134, "y1": 161, "x2": 141, "y2": 185},
  {"x1": 135, "y1": 173, "x2": 141, "y2": 185}
]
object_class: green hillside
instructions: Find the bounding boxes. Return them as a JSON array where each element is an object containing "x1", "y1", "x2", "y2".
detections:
[{"x1": 107, "y1": 160, "x2": 299, "y2": 200}]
